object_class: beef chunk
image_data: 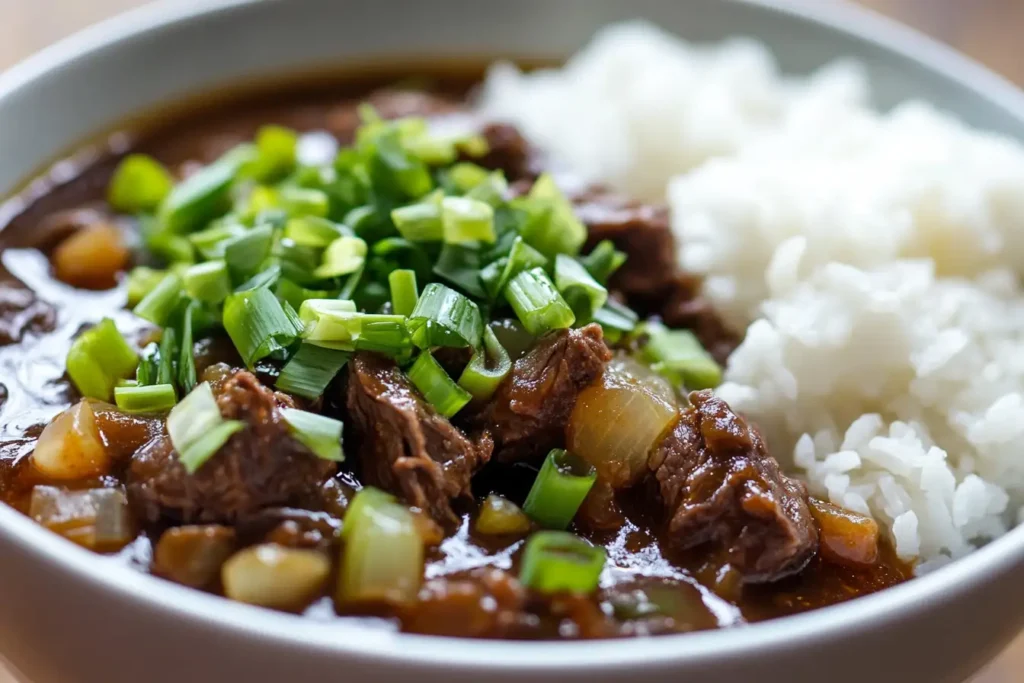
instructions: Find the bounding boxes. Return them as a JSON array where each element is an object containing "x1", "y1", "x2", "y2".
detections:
[
  {"x1": 469, "y1": 324, "x2": 611, "y2": 464},
  {"x1": 649, "y1": 390, "x2": 818, "y2": 584},
  {"x1": 475, "y1": 123, "x2": 540, "y2": 182},
  {"x1": 127, "y1": 371, "x2": 334, "y2": 523},
  {"x1": 346, "y1": 353, "x2": 492, "y2": 528}
]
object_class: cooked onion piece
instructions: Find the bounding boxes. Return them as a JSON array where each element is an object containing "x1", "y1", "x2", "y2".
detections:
[
  {"x1": 29, "y1": 486, "x2": 132, "y2": 552},
  {"x1": 52, "y1": 223, "x2": 130, "y2": 290},
  {"x1": 222, "y1": 543, "x2": 330, "y2": 610},
  {"x1": 476, "y1": 494, "x2": 531, "y2": 536},
  {"x1": 809, "y1": 498, "x2": 880, "y2": 566},
  {"x1": 568, "y1": 364, "x2": 677, "y2": 488},
  {"x1": 32, "y1": 401, "x2": 110, "y2": 480},
  {"x1": 154, "y1": 525, "x2": 237, "y2": 589}
]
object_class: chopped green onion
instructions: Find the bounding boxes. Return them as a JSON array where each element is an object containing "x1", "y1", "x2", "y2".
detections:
[
  {"x1": 592, "y1": 298, "x2": 639, "y2": 335},
  {"x1": 406, "y1": 351, "x2": 472, "y2": 418},
  {"x1": 65, "y1": 318, "x2": 139, "y2": 401},
  {"x1": 522, "y1": 449, "x2": 597, "y2": 530},
  {"x1": 136, "y1": 342, "x2": 159, "y2": 386},
  {"x1": 107, "y1": 154, "x2": 174, "y2": 214},
  {"x1": 222, "y1": 286, "x2": 302, "y2": 367},
  {"x1": 407, "y1": 283, "x2": 483, "y2": 350},
  {"x1": 284, "y1": 216, "x2": 346, "y2": 248},
  {"x1": 442, "y1": 196, "x2": 495, "y2": 244},
  {"x1": 178, "y1": 302, "x2": 197, "y2": 395},
  {"x1": 168, "y1": 382, "x2": 245, "y2": 473},
  {"x1": 475, "y1": 494, "x2": 531, "y2": 536},
  {"x1": 338, "y1": 489, "x2": 424, "y2": 605},
  {"x1": 640, "y1": 323, "x2": 722, "y2": 390},
  {"x1": 224, "y1": 225, "x2": 274, "y2": 281},
  {"x1": 183, "y1": 260, "x2": 232, "y2": 304},
  {"x1": 157, "y1": 327, "x2": 178, "y2": 387},
  {"x1": 519, "y1": 531, "x2": 606, "y2": 594},
  {"x1": 447, "y1": 163, "x2": 490, "y2": 192},
  {"x1": 504, "y1": 267, "x2": 576, "y2": 336},
  {"x1": 275, "y1": 278, "x2": 336, "y2": 311},
  {"x1": 159, "y1": 144, "x2": 256, "y2": 233},
  {"x1": 234, "y1": 263, "x2": 282, "y2": 293},
  {"x1": 433, "y1": 243, "x2": 486, "y2": 299},
  {"x1": 480, "y1": 236, "x2": 548, "y2": 300},
  {"x1": 299, "y1": 300, "x2": 410, "y2": 355},
  {"x1": 278, "y1": 186, "x2": 331, "y2": 218},
  {"x1": 391, "y1": 191, "x2": 443, "y2": 242},
  {"x1": 465, "y1": 170, "x2": 509, "y2": 207},
  {"x1": 133, "y1": 273, "x2": 183, "y2": 327},
  {"x1": 188, "y1": 220, "x2": 247, "y2": 260},
  {"x1": 280, "y1": 408, "x2": 344, "y2": 462},
  {"x1": 555, "y1": 254, "x2": 608, "y2": 320},
  {"x1": 114, "y1": 383, "x2": 177, "y2": 413},
  {"x1": 368, "y1": 129, "x2": 433, "y2": 199},
  {"x1": 388, "y1": 269, "x2": 419, "y2": 317},
  {"x1": 126, "y1": 267, "x2": 168, "y2": 307},
  {"x1": 458, "y1": 326, "x2": 511, "y2": 400},
  {"x1": 146, "y1": 231, "x2": 195, "y2": 265},
  {"x1": 517, "y1": 173, "x2": 587, "y2": 258},
  {"x1": 249, "y1": 125, "x2": 298, "y2": 182},
  {"x1": 581, "y1": 240, "x2": 627, "y2": 285},
  {"x1": 314, "y1": 235, "x2": 367, "y2": 279},
  {"x1": 276, "y1": 343, "x2": 350, "y2": 399}
]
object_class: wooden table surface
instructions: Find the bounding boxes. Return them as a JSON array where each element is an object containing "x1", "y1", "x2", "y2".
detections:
[{"x1": 0, "y1": 0, "x2": 1021, "y2": 681}]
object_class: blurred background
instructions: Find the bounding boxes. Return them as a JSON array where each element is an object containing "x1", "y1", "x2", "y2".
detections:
[{"x1": 0, "y1": 0, "x2": 1020, "y2": 681}]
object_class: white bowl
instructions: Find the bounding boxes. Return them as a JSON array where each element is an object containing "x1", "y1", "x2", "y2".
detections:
[{"x1": 0, "y1": 1, "x2": 1022, "y2": 682}]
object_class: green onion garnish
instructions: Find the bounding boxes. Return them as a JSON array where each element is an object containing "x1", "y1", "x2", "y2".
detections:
[
  {"x1": 157, "y1": 327, "x2": 178, "y2": 388},
  {"x1": 167, "y1": 382, "x2": 245, "y2": 474},
  {"x1": 159, "y1": 144, "x2": 256, "y2": 233},
  {"x1": 640, "y1": 323, "x2": 722, "y2": 390},
  {"x1": 554, "y1": 254, "x2": 609, "y2": 320},
  {"x1": 314, "y1": 235, "x2": 367, "y2": 279},
  {"x1": 517, "y1": 173, "x2": 587, "y2": 258},
  {"x1": 592, "y1": 299, "x2": 639, "y2": 336},
  {"x1": 458, "y1": 326, "x2": 511, "y2": 400},
  {"x1": 188, "y1": 220, "x2": 247, "y2": 260},
  {"x1": 519, "y1": 531, "x2": 606, "y2": 594},
  {"x1": 249, "y1": 124, "x2": 298, "y2": 182},
  {"x1": 133, "y1": 273, "x2": 183, "y2": 327},
  {"x1": 222, "y1": 286, "x2": 302, "y2": 367},
  {"x1": 581, "y1": 239, "x2": 627, "y2": 285},
  {"x1": 108, "y1": 154, "x2": 173, "y2": 214},
  {"x1": 280, "y1": 408, "x2": 344, "y2": 462},
  {"x1": 178, "y1": 301, "x2": 198, "y2": 395},
  {"x1": 480, "y1": 236, "x2": 548, "y2": 301},
  {"x1": 522, "y1": 449, "x2": 597, "y2": 530},
  {"x1": 433, "y1": 243, "x2": 486, "y2": 299},
  {"x1": 136, "y1": 342, "x2": 159, "y2": 386},
  {"x1": 299, "y1": 300, "x2": 409, "y2": 355},
  {"x1": 407, "y1": 283, "x2": 483, "y2": 350},
  {"x1": 234, "y1": 263, "x2": 282, "y2": 293},
  {"x1": 126, "y1": 267, "x2": 168, "y2": 307},
  {"x1": 183, "y1": 260, "x2": 232, "y2": 304},
  {"x1": 406, "y1": 351, "x2": 472, "y2": 418},
  {"x1": 224, "y1": 225, "x2": 274, "y2": 281},
  {"x1": 504, "y1": 267, "x2": 576, "y2": 336},
  {"x1": 276, "y1": 343, "x2": 350, "y2": 399},
  {"x1": 441, "y1": 196, "x2": 496, "y2": 244},
  {"x1": 388, "y1": 269, "x2": 419, "y2": 317},
  {"x1": 114, "y1": 383, "x2": 177, "y2": 413},
  {"x1": 391, "y1": 193, "x2": 443, "y2": 242},
  {"x1": 65, "y1": 318, "x2": 139, "y2": 402},
  {"x1": 275, "y1": 278, "x2": 337, "y2": 311},
  {"x1": 284, "y1": 216, "x2": 347, "y2": 248}
]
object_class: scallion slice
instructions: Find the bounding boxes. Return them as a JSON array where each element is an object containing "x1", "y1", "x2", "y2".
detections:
[
  {"x1": 391, "y1": 193, "x2": 443, "y2": 242},
  {"x1": 504, "y1": 267, "x2": 576, "y2": 336},
  {"x1": 249, "y1": 125, "x2": 299, "y2": 182},
  {"x1": 458, "y1": 326, "x2": 511, "y2": 400},
  {"x1": 522, "y1": 449, "x2": 597, "y2": 530},
  {"x1": 126, "y1": 267, "x2": 168, "y2": 307},
  {"x1": 188, "y1": 220, "x2": 248, "y2": 260},
  {"x1": 407, "y1": 283, "x2": 483, "y2": 350},
  {"x1": 234, "y1": 263, "x2": 282, "y2": 293},
  {"x1": 156, "y1": 326, "x2": 178, "y2": 387},
  {"x1": 167, "y1": 382, "x2": 244, "y2": 473},
  {"x1": 275, "y1": 278, "x2": 336, "y2": 311},
  {"x1": 433, "y1": 243, "x2": 486, "y2": 299},
  {"x1": 222, "y1": 286, "x2": 302, "y2": 367},
  {"x1": 441, "y1": 196, "x2": 496, "y2": 244},
  {"x1": 107, "y1": 154, "x2": 174, "y2": 214},
  {"x1": 178, "y1": 301, "x2": 198, "y2": 395},
  {"x1": 284, "y1": 216, "x2": 347, "y2": 248},
  {"x1": 299, "y1": 300, "x2": 409, "y2": 355},
  {"x1": 480, "y1": 236, "x2": 547, "y2": 300},
  {"x1": 592, "y1": 299, "x2": 639, "y2": 336},
  {"x1": 517, "y1": 173, "x2": 587, "y2": 258},
  {"x1": 114, "y1": 383, "x2": 177, "y2": 413},
  {"x1": 280, "y1": 408, "x2": 344, "y2": 462},
  {"x1": 314, "y1": 235, "x2": 367, "y2": 279},
  {"x1": 519, "y1": 531, "x2": 606, "y2": 594},
  {"x1": 65, "y1": 318, "x2": 139, "y2": 401},
  {"x1": 581, "y1": 240, "x2": 627, "y2": 285},
  {"x1": 183, "y1": 260, "x2": 232, "y2": 304},
  {"x1": 388, "y1": 269, "x2": 419, "y2": 317},
  {"x1": 406, "y1": 351, "x2": 472, "y2": 418},
  {"x1": 133, "y1": 273, "x2": 183, "y2": 327},
  {"x1": 640, "y1": 323, "x2": 722, "y2": 390},
  {"x1": 224, "y1": 225, "x2": 274, "y2": 281},
  {"x1": 554, "y1": 254, "x2": 609, "y2": 320},
  {"x1": 136, "y1": 342, "x2": 159, "y2": 386},
  {"x1": 276, "y1": 343, "x2": 350, "y2": 399},
  {"x1": 159, "y1": 144, "x2": 256, "y2": 233}
]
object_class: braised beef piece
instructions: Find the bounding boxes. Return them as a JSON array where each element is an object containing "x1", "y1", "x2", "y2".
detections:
[
  {"x1": 400, "y1": 567, "x2": 527, "y2": 638},
  {"x1": 468, "y1": 324, "x2": 611, "y2": 465},
  {"x1": 649, "y1": 390, "x2": 818, "y2": 584},
  {"x1": 475, "y1": 123, "x2": 541, "y2": 182},
  {"x1": 0, "y1": 284, "x2": 56, "y2": 346},
  {"x1": 346, "y1": 352, "x2": 493, "y2": 528},
  {"x1": 127, "y1": 370, "x2": 335, "y2": 523}
]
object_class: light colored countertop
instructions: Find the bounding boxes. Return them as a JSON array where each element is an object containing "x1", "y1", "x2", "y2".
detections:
[{"x1": 0, "y1": 1, "x2": 1021, "y2": 681}]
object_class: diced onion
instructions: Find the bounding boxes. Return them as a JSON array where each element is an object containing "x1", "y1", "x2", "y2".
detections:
[
  {"x1": 154, "y1": 525, "x2": 237, "y2": 589},
  {"x1": 32, "y1": 401, "x2": 110, "y2": 480},
  {"x1": 809, "y1": 498, "x2": 880, "y2": 566},
  {"x1": 568, "y1": 364, "x2": 678, "y2": 489},
  {"x1": 222, "y1": 543, "x2": 330, "y2": 610},
  {"x1": 29, "y1": 486, "x2": 132, "y2": 551},
  {"x1": 52, "y1": 223, "x2": 129, "y2": 290},
  {"x1": 475, "y1": 495, "x2": 531, "y2": 536}
]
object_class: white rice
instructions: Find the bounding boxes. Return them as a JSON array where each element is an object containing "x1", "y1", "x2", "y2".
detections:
[{"x1": 479, "y1": 20, "x2": 1024, "y2": 568}]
